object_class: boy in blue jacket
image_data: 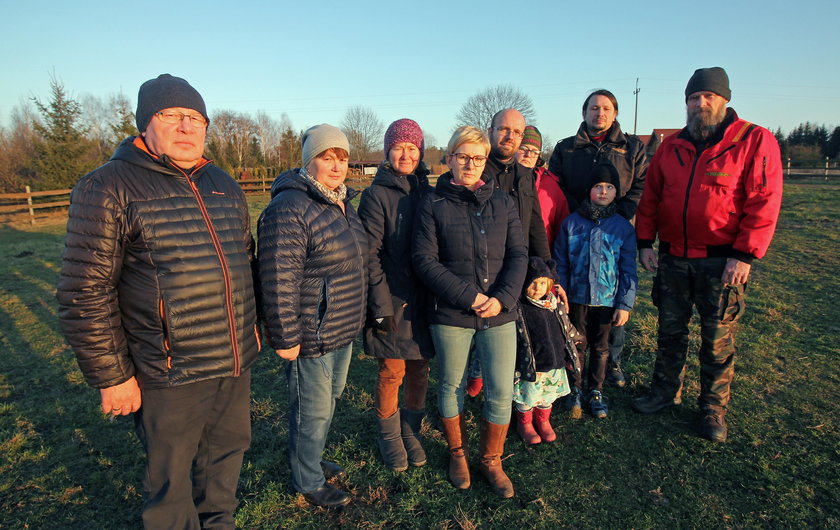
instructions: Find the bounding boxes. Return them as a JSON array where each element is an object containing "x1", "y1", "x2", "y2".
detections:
[{"x1": 555, "y1": 163, "x2": 637, "y2": 419}]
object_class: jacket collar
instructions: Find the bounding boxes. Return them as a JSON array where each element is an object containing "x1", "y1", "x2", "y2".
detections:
[
  {"x1": 434, "y1": 172, "x2": 493, "y2": 205},
  {"x1": 573, "y1": 121, "x2": 627, "y2": 149},
  {"x1": 371, "y1": 161, "x2": 431, "y2": 194},
  {"x1": 111, "y1": 136, "x2": 211, "y2": 178}
]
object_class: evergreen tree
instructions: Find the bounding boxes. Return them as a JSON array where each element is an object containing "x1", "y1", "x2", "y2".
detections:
[
  {"x1": 826, "y1": 126, "x2": 840, "y2": 160},
  {"x1": 31, "y1": 76, "x2": 97, "y2": 189},
  {"x1": 110, "y1": 92, "x2": 137, "y2": 148}
]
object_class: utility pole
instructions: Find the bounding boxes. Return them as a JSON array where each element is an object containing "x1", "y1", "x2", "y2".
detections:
[{"x1": 633, "y1": 78, "x2": 640, "y2": 135}]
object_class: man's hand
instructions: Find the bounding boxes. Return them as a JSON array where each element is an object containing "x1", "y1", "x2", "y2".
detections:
[
  {"x1": 555, "y1": 284, "x2": 569, "y2": 308},
  {"x1": 722, "y1": 258, "x2": 751, "y2": 285},
  {"x1": 612, "y1": 309, "x2": 630, "y2": 327},
  {"x1": 100, "y1": 377, "x2": 141, "y2": 416},
  {"x1": 640, "y1": 248, "x2": 658, "y2": 272},
  {"x1": 276, "y1": 344, "x2": 301, "y2": 361},
  {"x1": 475, "y1": 297, "x2": 503, "y2": 318}
]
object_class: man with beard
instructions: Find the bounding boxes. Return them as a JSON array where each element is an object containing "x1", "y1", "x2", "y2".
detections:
[
  {"x1": 631, "y1": 67, "x2": 783, "y2": 442},
  {"x1": 485, "y1": 108, "x2": 551, "y2": 260},
  {"x1": 548, "y1": 89, "x2": 647, "y2": 392}
]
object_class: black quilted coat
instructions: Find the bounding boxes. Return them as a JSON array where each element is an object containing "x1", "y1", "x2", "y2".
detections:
[
  {"x1": 358, "y1": 162, "x2": 435, "y2": 360},
  {"x1": 258, "y1": 170, "x2": 368, "y2": 357},
  {"x1": 56, "y1": 137, "x2": 260, "y2": 390},
  {"x1": 412, "y1": 173, "x2": 528, "y2": 330}
]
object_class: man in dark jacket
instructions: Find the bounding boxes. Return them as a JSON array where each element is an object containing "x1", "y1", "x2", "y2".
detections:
[
  {"x1": 632, "y1": 67, "x2": 783, "y2": 443},
  {"x1": 548, "y1": 89, "x2": 648, "y2": 389},
  {"x1": 56, "y1": 74, "x2": 260, "y2": 528},
  {"x1": 485, "y1": 108, "x2": 552, "y2": 260}
]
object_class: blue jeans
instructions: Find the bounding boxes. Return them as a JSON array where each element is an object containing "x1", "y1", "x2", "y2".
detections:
[
  {"x1": 430, "y1": 322, "x2": 516, "y2": 424},
  {"x1": 286, "y1": 343, "x2": 352, "y2": 493}
]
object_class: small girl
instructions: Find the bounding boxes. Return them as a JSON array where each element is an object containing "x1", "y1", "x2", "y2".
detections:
[
  {"x1": 513, "y1": 256, "x2": 581, "y2": 444},
  {"x1": 555, "y1": 163, "x2": 637, "y2": 419}
]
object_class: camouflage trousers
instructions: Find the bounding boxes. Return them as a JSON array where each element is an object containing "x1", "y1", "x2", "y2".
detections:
[{"x1": 650, "y1": 255, "x2": 746, "y2": 414}]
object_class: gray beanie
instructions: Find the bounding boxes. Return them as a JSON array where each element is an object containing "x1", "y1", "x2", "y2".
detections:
[
  {"x1": 301, "y1": 124, "x2": 350, "y2": 168},
  {"x1": 136, "y1": 74, "x2": 208, "y2": 132},
  {"x1": 685, "y1": 67, "x2": 731, "y2": 102}
]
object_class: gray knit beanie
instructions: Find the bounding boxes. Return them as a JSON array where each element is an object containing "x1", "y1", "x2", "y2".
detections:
[
  {"x1": 136, "y1": 74, "x2": 208, "y2": 132},
  {"x1": 301, "y1": 124, "x2": 350, "y2": 168},
  {"x1": 685, "y1": 67, "x2": 731, "y2": 102}
]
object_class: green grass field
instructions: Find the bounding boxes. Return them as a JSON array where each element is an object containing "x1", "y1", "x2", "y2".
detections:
[{"x1": 1, "y1": 180, "x2": 838, "y2": 529}]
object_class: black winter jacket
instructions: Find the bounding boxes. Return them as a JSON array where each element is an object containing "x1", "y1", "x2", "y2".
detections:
[
  {"x1": 515, "y1": 299, "x2": 581, "y2": 382},
  {"x1": 258, "y1": 170, "x2": 368, "y2": 358},
  {"x1": 548, "y1": 121, "x2": 647, "y2": 219},
  {"x1": 56, "y1": 137, "x2": 260, "y2": 390},
  {"x1": 483, "y1": 156, "x2": 551, "y2": 260},
  {"x1": 412, "y1": 173, "x2": 528, "y2": 329},
  {"x1": 358, "y1": 162, "x2": 435, "y2": 360}
]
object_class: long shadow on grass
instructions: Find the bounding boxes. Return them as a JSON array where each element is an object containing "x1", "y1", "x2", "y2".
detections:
[{"x1": 0, "y1": 225, "x2": 144, "y2": 528}]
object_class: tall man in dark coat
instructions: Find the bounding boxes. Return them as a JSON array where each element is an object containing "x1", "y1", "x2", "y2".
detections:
[
  {"x1": 57, "y1": 74, "x2": 260, "y2": 528},
  {"x1": 548, "y1": 89, "x2": 648, "y2": 389}
]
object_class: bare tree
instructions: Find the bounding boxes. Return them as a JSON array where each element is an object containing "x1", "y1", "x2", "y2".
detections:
[
  {"x1": 341, "y1": 106, "x2": 384, "y2": 162},
  {"x1": 254, "y1": 111, "x2": 282, "y2": 167},
  {"x1": 208, "y1": 110, "x2": 257, "y2": 170},
  {"x1": 455, "y1": 84, "x2": 536, "y2": 131}
]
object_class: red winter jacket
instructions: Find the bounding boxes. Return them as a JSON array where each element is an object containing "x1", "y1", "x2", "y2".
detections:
[
  {"x1": 636, "y1": 109, "x2": 782, "y2": 262},
  {"x1": 535, "y1": 167, "x2": 570, "y2": 248}
]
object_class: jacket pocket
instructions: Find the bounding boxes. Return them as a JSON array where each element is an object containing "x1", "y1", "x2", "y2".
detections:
[
  {"x1": 315, "y1": 279, "x2": 330, "y2": 339},
  {"x1": 718, "y1": 284, "x2": 746, "y2": 323},
  {"x1": 159, "y1": 298, "x2": 172, "y2": 370}
]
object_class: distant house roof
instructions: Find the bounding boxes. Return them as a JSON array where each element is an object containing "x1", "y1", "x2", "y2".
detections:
[
  {"x1": 649, "y1": 129, "x2": 682, "y2": 145},
  {"x1": 643, "y1": 128, "x2": 683, "y2": 156}
]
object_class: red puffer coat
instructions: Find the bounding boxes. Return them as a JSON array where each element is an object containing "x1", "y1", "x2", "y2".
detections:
[{"x1": 636, "y1": 109, "x2": 783, "y2": 262}]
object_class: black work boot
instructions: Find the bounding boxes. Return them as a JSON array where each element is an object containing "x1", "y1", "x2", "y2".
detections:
[
  {"x1": 631, "y1": 387, "x2": 682, "y2": 414},
  {"x1": 699, "y1": 412, "x2": 728, "y2": 442}
]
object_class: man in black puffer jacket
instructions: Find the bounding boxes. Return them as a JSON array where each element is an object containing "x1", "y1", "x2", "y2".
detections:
[{"x1": 56, "y1": 74, "x2": 259, "y2": 529}]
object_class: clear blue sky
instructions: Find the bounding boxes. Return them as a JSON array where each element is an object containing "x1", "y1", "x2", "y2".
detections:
[{"x1": 1, "y1": 0, "x2": 838, "y2": 148}]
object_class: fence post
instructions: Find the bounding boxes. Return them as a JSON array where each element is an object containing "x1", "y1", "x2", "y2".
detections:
[
  {"x1": 826, "y1": 157, "x2": 829, "y2": 180},
  {"x1": 25, "y1": 185, "x2": 35, "y2": 225},
  {"x1": 786, "y1": 157, "x2": 791, "y2": 177}
]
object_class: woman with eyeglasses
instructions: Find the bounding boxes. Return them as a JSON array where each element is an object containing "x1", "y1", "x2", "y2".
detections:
[
  {"x1": 412, "y1": 126, "x2": 527, "y2": 498},
  {"x1": 514, "y1": 125, "x2": 570, "y2": 248}
]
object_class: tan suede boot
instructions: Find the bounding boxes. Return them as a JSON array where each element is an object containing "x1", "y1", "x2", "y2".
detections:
[
  {"x1": 439, "y1": 414, "x2": 470, "y2": 489},
  {"x1": 477, "y1": 420, "x2": 514, "y2": 498}
]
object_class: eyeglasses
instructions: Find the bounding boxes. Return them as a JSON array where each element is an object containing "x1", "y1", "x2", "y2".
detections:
[
  {"x1": 518, "y1": 147, "x2": 540, "y2": 158},
  {"x1": 495, "y1": 126, "x2": 523, "y2": 139},
  {"x1": 450, "y1": 153, "x2": 488, "y2": 167},
  {"x1": 155, "y1": 111, "x2": 208, "y2": 128}
]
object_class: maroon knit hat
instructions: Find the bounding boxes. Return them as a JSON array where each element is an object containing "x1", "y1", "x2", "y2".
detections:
[{"x1": 384, "y1": 118, "x2": 425, "y2": 160}]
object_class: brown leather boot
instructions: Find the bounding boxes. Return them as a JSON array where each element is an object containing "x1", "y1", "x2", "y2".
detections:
[
  {"x1": 439, "y1": 415, "x2": 470, "y2": 489},
  {"x1": 477, "y1": 420, "x2": 514, "y2": 498}
]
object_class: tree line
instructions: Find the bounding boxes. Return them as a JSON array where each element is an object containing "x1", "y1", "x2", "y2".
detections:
[{"x1": 1, "y1": 77, "x2": 836, "y2": 193}]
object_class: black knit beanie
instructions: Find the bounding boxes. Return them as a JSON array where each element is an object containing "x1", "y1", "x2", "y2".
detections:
[
  {"x1": 524, "y1": 256, "x2": 558, "y2": 292},
  {"x1": 136, "y1": 74, "x2": 208, "y2": 132},
  {"x1": 589, "y1": 163, "x2": 621, "y2": 192},
  {"x1": 685, "y1": 67, "x2": 731, "y2": 102}
]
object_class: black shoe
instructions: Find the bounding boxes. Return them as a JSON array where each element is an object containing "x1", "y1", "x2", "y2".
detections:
[
  {"x1": 588, "y1": 390, "x2": 609, "y2": 419},
  {"x1": 699, "y1": 413, "x2": 728, "y2": 442},
  {"x1": 320, "y1": 460, "x2": 346, "y2": 481},
  {"x1": 565, "y1": 387, "x2": 583, "y2": 420},
  {"x1": 302, "y1": 484, "x2": 351, "y2": 507},
  {"x1": 631, "y1": 390, "x2": 682, "y2": 414},
  {"x1": 606, "y1": 365, "x2": 626, "y2": 388}
]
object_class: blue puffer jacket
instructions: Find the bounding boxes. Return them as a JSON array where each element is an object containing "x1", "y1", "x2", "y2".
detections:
[
  {"x1": 412, "y1": 172, "x2": 527, "y2": 329},
  {"x1": 554, "y1": 203, "x2": 637, "y2": 311},
  {"x1": 257, "y1": 169, "x2": 368, "y2": 357}
]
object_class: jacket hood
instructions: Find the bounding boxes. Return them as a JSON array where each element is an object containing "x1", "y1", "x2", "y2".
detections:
[
  {"x1": 434, "y1": 171, "x2": 493, "y2": 205},
  {"x1": 270, "y1": 168, "x2": 358, "y2": 203},
  {"x1": 573, "y1": 121, "x2": 628, "y2": 148},
  {"x1": 371, "y1": 161, "x2": 430, "y2": 192},
  {"x1": 111, "y1": 136, "x2": 210, "y2": 177}
]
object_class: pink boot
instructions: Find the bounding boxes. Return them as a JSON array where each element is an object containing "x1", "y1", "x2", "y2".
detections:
[
  {"x1": 515, "y1": 409, "x2": 541, "y2": 445},
  {"x1": 533, "y1": 406, "x2": 557, "y2": 443}
]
